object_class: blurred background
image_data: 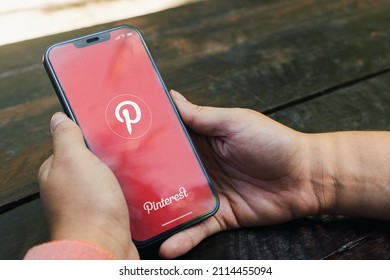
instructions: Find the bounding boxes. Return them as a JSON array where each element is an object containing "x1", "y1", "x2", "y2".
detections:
[{"x1": 0, "y1": 0, "x2": 199, "y2": 46}]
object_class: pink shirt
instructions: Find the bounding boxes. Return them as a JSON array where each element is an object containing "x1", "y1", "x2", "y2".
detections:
[{"x1": 24, "y1": 240, "x2": 115, "y2": 260}]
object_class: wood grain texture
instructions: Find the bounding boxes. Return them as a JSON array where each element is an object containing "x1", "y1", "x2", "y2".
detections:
[
  {"x1": 271, "y1": 73, "x2": 390, "y2": 132},
  {"x1": 139, "y1": 0, "x2": 390, "y2": 110},
  {"x1": 0, "y1": 0, "x2": 389, "y2": 259},
  {"x1": 181, "y1": 218, "x2": 390, "y2": 260},
  {"x1": 0, "y1": 199, "x2": 49, "y2": 260}
]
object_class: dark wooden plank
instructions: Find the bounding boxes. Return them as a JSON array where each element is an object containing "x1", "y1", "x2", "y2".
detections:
[
  {"x1": 144, "y1": 0, "x2": 390, "y2": 110},
  {"x1": 181, "y1": 218, "x2": 390, "y2": 260},
  {"x1": 0, "y1": 199, "x2": 49, "y2": 260},
  {"x1": 270, "y1": 73, "x2": 390, "y2": 132},
  {"x1": 1, "y1": 0, "x2": 390, "y2": 208},
  {"x1": 325, "y1": 230, "x2": 390, "y2": 260},
  {"x1": 0, "y1": 96, "x2": 59, "y2": 206}
]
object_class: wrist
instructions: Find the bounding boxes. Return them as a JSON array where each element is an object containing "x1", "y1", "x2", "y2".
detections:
[
  {"x1": 306, "y1": 131, "x2": 390, "y2": 220},
  {"x1": 50, "y1": 219, "x2": 139, "y2": 260},
  {"x1": 24, "y1": 240, "x2": 116, "y2": 260},
  {"x1": 305, "y1": 133, "x2": 339, "y2": 215}
]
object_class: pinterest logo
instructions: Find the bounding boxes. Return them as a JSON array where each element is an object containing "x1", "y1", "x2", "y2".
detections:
[
  {"x1": 115, "y1": 100, "x2": 141, "y2": 135},
  {"x1": 105, "y1": 94, "x2": 152, "y2": 139}
]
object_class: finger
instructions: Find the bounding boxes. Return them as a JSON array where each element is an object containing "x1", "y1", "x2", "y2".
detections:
[
  {"x1": 170, "y1": 90, "x2": 236, "y2": 136},
  {"x1": 159, "y1": 216, "x2": 222, "y2": 259},
  {"x1": 50, "y1": 112, "x2": 87, "y2": 156}
]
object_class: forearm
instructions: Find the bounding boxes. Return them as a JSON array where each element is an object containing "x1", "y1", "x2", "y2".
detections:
[{"x1": 307, "y1": 131, "x2": 390, "y2": 220}]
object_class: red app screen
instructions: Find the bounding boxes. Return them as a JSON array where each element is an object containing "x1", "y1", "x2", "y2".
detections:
[{"x1": 45, "y1": 26, "x2": 218, "y2": 245}]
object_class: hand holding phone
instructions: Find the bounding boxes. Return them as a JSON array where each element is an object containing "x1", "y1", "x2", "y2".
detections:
[
  {"x1": 39, "y1": 112, "x2": 139, "y2": 259},
  {"x1": 43, "y1": 25, "x2": 219, "y2": 247}
]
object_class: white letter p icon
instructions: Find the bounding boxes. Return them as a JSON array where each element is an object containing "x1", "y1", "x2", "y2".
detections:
[{"x1": 115, "y1": 100, "x2": 141, "y2": 135}]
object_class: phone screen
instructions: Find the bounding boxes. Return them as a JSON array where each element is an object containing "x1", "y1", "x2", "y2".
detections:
[{"x1": 44, "y1": 25, "x2": 219, "y2": 246}]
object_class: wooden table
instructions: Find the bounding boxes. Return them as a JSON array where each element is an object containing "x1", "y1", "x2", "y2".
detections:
[{"x1": 1, "y1": 0, "x2": 390, "y2": 259}]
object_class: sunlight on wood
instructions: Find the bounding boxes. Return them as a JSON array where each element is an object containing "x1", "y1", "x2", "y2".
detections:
[{"x1": 0, "y1": 0, "x2": 200, "y2": 46}]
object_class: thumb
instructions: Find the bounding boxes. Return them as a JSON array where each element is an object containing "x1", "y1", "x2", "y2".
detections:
[
  {"x1": 50, "y1": 112, "x2": 87, "y2": 156},
  {"x1": 170, "y1": 90, "x2": 234, "y2": 136},
  {"x1": 159, "y1": 215, "x2": 222, "y2": 259}
]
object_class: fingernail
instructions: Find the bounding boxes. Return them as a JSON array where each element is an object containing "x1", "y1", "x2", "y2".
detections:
[
  {"x1": 170, "y1": 90, "x2": 187, "y2": 103},
  {"x1": 50, "y1": 112, "x2": 68, "y2": 133}
]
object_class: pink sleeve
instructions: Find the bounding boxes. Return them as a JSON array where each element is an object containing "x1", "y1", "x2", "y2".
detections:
[{"x1": 23, "y1": 240, "x2": 115, "y2": 260}]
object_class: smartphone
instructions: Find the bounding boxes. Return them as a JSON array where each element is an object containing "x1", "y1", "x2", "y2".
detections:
[{"x1": 43, "y1": 25, "x2": 219, "y2": 247}]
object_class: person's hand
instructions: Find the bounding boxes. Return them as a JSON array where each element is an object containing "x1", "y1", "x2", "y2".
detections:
[
  {"x1": 38, "y1": 112, "x2": 139, "y2": 259},
  {"x1": 159, "y1": 91, "x2": 319, "y2": 258}
]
